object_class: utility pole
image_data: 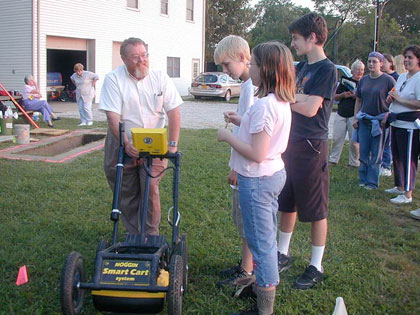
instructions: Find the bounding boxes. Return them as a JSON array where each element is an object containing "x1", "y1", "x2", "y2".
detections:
[
  {"x1": 373, "y1": 0, "x2": 389, "y2": 51},
  {"x1": 374, "y1": 0, "x2": 380, "y2": 51}
]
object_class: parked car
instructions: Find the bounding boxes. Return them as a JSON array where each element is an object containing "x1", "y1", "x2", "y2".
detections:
[{"x1": 190, "y1": 72, "x2": 241, "y2": 101}]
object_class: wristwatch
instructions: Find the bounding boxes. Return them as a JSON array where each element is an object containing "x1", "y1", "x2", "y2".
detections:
[{"x1": 168, "y1": 141, "x2": 177, "y2": 147}]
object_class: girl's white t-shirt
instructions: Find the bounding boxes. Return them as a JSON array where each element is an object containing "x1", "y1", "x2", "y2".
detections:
[
  {"x1": 389, "y1": 71, "x2": 420, "y2": 129},
  {"x1": 230, "y1": 93, "x2": 291, "y2": 177}
]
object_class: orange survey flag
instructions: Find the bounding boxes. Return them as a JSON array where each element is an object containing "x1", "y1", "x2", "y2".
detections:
[{"x1": 16, "y1": 265, "x2": 28, "y2": 286}]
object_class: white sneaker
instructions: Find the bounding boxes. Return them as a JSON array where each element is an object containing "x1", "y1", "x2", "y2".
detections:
[
  {"x1": 87, "y1": 122, "x2": 93, "y2": 126},
  {"x1": 384, "y1": 187, "x2": 404, "y2": 194},
  {"x1": 410, "y1": 209, "x2": 420, "y2": 220},
  {"x1": 390, "y1": 194, "x2": 412, "y2": 204},
  {"x1": 380, "y1": 167, "x2": 392, "y2": 177},
  {"x1": 78, "y1": 122, "x2": 87, "y2": 126}
]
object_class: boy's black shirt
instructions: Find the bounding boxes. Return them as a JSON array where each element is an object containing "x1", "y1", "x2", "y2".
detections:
[{"x1": 290, "y1": 58, "x2": 337, "y2": 141}]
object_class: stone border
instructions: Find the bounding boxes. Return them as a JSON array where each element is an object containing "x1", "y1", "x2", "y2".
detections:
[{"x1": 0, "y1": 129, "x2": 106, "y2": 163}]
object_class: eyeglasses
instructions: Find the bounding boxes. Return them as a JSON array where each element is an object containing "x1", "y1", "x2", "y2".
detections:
[
  {"x1": 132, "y1": 53, "x2": 149, "y2": 62},
  {"x1": 400, "y1": 80, "x2": 407, "y2": 92}
]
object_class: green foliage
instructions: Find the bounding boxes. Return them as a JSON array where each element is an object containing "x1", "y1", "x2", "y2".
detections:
[
  {"x1": 1, "y1": 127, "x2": 420, "y2": 313},
  {"x1": 205, "y1": 0, "x2": 257, "y2": 63},
  {"x1": 250, "y1": 0, "x2": 310, "y2": 51},
  {"x1": 247, "y1": 0, "x2": 419, "y2": 65}
]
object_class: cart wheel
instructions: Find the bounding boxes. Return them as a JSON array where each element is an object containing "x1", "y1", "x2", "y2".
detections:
[
  {"x1": 176, "y1": 234, "x2": 188, "y2": 294},
  {"x1": 60, "y1": 251, "x2": 86, "y2": 315},
  {"x1": 168, "y1": 255, "x2": 183, "y2": 315}
]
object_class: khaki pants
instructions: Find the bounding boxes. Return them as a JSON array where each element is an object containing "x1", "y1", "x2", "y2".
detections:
[
  {"x1": 329, "y1": 114, "x2": 360, "y2": 167},
  {"x1": 104, "y1": 129, "x2": 168, "y2": 235}
]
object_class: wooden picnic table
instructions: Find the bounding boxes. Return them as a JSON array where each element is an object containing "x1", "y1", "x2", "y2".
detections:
[{"x1": 0, "y1": 95, "x2": 22, "y2": 101}]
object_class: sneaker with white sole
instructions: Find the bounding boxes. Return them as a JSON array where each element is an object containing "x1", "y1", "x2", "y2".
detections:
[
  {"x1": 410, "y1": 209, "x2": 420, "y2": 220},
  {"x1": 87, "y1": 122, "x2": 93, "y2": 126},
  {"x1": 78, "y1": 122, "x2": 87, "y2": 126},
  {"x1": 380, "y1": 167, "x2": 392, "y2": 177},
  {"x1": 294, "y1": 265, "x2": 324, "y2": 290},
  {"x1": 385, "y1": 187, "x2": 404, "y2": 194},
  {"x1": 390, "y1": 194, "x2": 412, "y2": 204}
]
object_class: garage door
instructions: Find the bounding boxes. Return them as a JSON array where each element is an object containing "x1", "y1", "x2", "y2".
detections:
[{"x1": 46, "y1": 36, "x2": 87, "y2": 51}]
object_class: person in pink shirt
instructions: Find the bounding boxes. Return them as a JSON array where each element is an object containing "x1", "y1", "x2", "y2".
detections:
[{"x1": 217, "y1": 41, "x2": 295, "y2": 315}]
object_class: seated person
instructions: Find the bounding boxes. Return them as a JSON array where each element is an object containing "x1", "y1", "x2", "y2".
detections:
[{"x1": 22, "y1": 75, "x2": 60, "y2": 127}]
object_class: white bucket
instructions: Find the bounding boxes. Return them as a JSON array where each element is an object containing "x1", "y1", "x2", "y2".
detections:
[{"x1": 14, "y1": 124, "x2": 30, "y2": 144}]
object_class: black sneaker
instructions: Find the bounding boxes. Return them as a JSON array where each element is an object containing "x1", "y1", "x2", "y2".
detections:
[
  {"x1": 230, "y1": 302, "x2": 259, "y2": 315},
  {"x1": 278, "y1": 252, "x2": 292, "y2": 273},
  {"x1": 232, "y1": 277, "x2": 256, "y2": 299},
  {"x1": 294, "y1": 265, "x2": 324, "y2": 290},
  {"x1": 216, "y1": 266, "x2": 254, "y2": 288},
  {"x1": 219, "y1": 260, "x2": 242, "y2": 278}
]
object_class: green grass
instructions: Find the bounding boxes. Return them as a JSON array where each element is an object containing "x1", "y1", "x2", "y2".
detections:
[{"x1": 1, "y1": 122, "x2": 420, "y2": 314}]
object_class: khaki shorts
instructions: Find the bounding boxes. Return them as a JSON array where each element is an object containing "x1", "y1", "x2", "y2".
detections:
[{"x1": 231, "y1": 188, "x2": 245, "y2": 238}]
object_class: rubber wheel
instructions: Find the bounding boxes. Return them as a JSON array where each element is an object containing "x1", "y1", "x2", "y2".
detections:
[
  {"x1": 176, "y1": 234, "x2": 188, "y2": 294},
  {"x1": 224, "y1": 90, "x2": 231, "y2": 102},
  {"x1": 168, "y1": 255, "x2": 183, "y2": 315},
  {"x1": 60, "y1": 251, "x2": 86, "y2": 315}
]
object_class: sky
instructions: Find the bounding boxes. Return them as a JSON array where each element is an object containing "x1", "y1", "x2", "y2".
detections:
[{"x1": 250, "y1": 0, "x2": 315, "y2": 10}]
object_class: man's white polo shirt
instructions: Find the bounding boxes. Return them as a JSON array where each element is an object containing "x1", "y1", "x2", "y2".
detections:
[{"x1": 99, "y1": 65, "x2": 183, "y2": 140}]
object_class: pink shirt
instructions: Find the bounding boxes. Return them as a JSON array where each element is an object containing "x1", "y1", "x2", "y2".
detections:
[{"x1": 230, "y1": 93, "x2": 291, "y2": 177}]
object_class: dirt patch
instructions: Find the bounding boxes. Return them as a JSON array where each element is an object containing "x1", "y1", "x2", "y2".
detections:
[{"x1": 0, "y1": 129, "x2": 106, "y2": 163}]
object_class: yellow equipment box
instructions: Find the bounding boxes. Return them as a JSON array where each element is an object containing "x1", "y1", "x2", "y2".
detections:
[{"x1": 131, "y1": 128, "x2": 168, "y2": 155}]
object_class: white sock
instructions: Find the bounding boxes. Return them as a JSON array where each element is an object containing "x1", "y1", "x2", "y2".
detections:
[
  {"x1": 310, "y1": 245, "x2": 325, "y2": 272},
  {"x1": 277, "y1": 231, "x2": 292, "y2": 255}
]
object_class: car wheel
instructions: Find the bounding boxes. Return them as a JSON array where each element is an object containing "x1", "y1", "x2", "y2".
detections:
[{"x1": 224, "y1": 90, "x2": 231, "y2": 102}]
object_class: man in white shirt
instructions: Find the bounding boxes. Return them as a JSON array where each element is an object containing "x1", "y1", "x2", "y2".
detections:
[{"x1": 100, "y1": 37, "x2": 182, "y2": 235}]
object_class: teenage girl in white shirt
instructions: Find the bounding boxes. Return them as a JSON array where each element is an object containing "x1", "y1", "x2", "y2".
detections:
[{"x1": 217, "y1": 41, "x2": 295, "y2": 315}]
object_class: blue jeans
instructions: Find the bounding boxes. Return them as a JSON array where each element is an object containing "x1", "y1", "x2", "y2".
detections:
[
  {"x1": 238, "y1": 169, "x2": 286, "y2": 287},
  {"x1": 358, "y1": 121, "x2": 387, "y2": 188},
  {"x1": 382, "y1": 129, "x2": 392, "y2": 169}
]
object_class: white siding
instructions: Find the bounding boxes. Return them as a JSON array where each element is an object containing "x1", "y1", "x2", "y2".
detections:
[
  {"x1": 0, "y1": 0, "x2": 33, "y2": 92},
  {"x1": 36, "y1": 0, "x2": 204, "y2": 97}
]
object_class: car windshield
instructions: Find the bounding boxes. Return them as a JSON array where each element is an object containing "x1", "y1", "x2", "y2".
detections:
[{"x1": 195, "y1": 74, "x2": 218, "y2": 83}]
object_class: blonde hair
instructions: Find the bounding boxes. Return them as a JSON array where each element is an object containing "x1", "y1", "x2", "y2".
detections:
[
  {"x1": 394, "y1": 55, "x2": 407, "y2": 74},
  {"x1": 214, "y1": 35, "x2": 251, "y2": 65},
  {"x1": 252, "y1": 41, "x2": 295, "y2": 103},
  {"x1": 74, "y1": 63, "x2": 84, "y2": 71},
  {"x1": 351, "y1": 59, "x2": 364, "y2": 71}
]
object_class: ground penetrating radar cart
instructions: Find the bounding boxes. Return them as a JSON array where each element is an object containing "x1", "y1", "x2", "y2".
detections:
[{"x1": 60, "y1": 123, "x2": 187, "y2": 314}]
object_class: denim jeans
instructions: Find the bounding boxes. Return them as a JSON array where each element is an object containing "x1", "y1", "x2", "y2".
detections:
[
  {"x1": 238, "y1": 169, "x2": 286, "y2": 287},
  {"x1": 358, "y1": 120, "x2": 387, "y2": 188},
  {"x1": 381, "y1": 128, "x2": 392, "y2": 169}
]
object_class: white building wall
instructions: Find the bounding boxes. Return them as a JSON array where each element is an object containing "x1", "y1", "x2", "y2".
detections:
[
  {"x1": 36, "y1": 0, "x2": 204, "y2": 98},
  {"x1": 0, "y1": 0, "x2": 33, "y2": 92}
]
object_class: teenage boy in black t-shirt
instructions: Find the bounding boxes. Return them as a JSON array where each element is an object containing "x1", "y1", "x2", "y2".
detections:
[{"x1": 277, "y1": 13, "x2": 337, "y2": 290}]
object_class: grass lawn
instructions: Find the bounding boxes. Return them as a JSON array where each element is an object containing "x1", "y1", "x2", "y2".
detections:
[{"x1": 1, "y1": 119, "x2": 420, "y2": 314}]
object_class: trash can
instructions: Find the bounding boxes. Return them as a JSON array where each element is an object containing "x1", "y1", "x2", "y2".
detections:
[{"x1": 0, "y1": 118, "x2": 13, "y2": 135}]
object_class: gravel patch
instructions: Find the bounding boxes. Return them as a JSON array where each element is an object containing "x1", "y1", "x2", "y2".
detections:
[{"x1": 51, "y1": 100, "x2": 336, "y2": 137}]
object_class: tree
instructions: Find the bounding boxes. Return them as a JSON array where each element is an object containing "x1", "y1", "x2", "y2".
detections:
[
  {"x1": 250, "y1": 0, "x2": 310, "y2": 56},
  {"x1": 313, "y1": 0, "x2": 371, "y2": 61},
  {"x1": 384, "y1": 0, "x2": 420, "y2": 35},
  {"x1": 205, "y1": 0, "x2": 257, "y2": 65}
]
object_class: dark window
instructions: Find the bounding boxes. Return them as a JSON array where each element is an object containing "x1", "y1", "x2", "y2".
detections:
[
  {"x1": 167, "y1": 57, "x2": 180, "y2": 78},
  {"x1": 161, "y1": 0, "x2": 168, "y2": 15},
  {"x1": 186, "y1": 0, "x2": 194, "y2": 21},
  {"x1": 127, "y1": 0, "x2": 139, "y2": 9},
  {"x1": 195, "y1": 75, "x2": 218, "y2": 83}
]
